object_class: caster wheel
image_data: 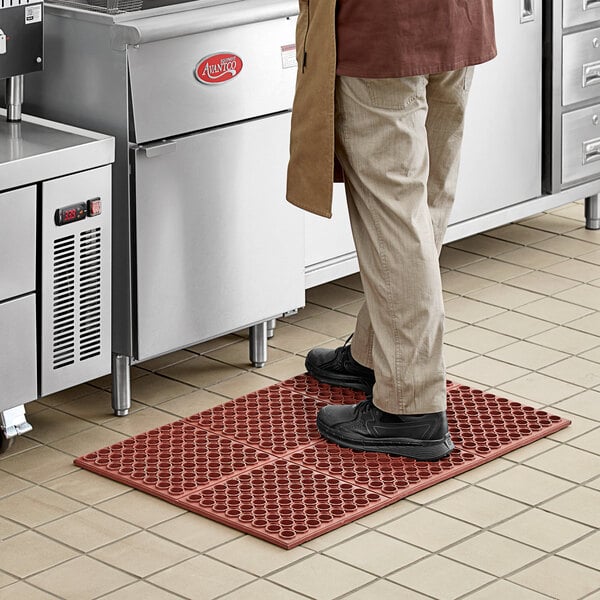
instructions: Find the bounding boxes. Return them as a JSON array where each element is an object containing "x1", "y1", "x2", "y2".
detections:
[{"x1": 0, "y1": 434, "x2": 14, "y2": 454}]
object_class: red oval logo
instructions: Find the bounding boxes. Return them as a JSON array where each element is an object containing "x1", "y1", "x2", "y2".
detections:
[{"x1": 195, "y1": 53, "x2": 243, "y2": 85}]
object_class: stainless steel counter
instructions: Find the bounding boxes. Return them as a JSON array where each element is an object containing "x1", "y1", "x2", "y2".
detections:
[{"x1": 0, "y1": 111, "x2": 114, "y2": 188}]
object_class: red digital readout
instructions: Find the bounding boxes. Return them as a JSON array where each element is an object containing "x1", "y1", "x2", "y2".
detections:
[
  {"x1": 55, "y1": 203, "x2": 87, "y2": 226},
  {"x1": 64, "y1": 208, "x2": 78, "y2": 222}
]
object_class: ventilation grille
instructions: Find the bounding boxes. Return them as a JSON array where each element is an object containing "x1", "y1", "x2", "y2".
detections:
[
  {"x1": 80, "y1": 228, "x2": 102, "y2": 361},
  {"x1": 52, "y1": 227, "x2": 103, "y2": 370},
  {"x1": 52, "y1": 235, "x2": 76, "y2": 369}
]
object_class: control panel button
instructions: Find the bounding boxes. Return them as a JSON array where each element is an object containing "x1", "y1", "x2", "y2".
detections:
[{"x1": 87, "y1": 197, "x2": 102, "y2": 217}]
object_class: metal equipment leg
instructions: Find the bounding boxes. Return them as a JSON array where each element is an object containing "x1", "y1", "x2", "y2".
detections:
[
  {"x1": 0, "y1": 405, "x2": 32, "y2": 453},
  {"x1": 267, "y1": 318, "x2": 277, "y2": 339},
  {"x1": 585, "y1": 195, "x2": 600, "y2": 230},
  {"x1": 249, "y1": 321, "x2": 268, "y2": 368},
  {"x1": 112, "y1": 353, "x2": 131, "y2": 416}
]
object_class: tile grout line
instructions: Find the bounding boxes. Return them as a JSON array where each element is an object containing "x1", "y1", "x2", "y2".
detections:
[{"x1": 2, "y1": 207, "x2": 599, "y2": 599}]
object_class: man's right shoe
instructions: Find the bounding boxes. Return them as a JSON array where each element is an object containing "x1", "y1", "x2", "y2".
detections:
[
  {"x1": 316, "y1": 398, "x2": 454, "y2": 460},
  {"x1": 305, "y1": 341, "x2": 375, "y2": 393}
]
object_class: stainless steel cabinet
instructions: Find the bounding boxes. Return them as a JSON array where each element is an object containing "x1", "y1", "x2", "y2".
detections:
[
  {"x1": 25, "y1": 1, "x2": 305, "y2": 414},
  {"x1": 0, "y1": 113, "x2": 113, "y2": 449},
  {"x1": 451, "y1": 0, "x2": 543, "y2": 225},
  {"x1": 39, "y1": 167, "x2": 112, "y2": 396},
  {"x1": 0, "y1": 168, "x2": 112, "y2": 404},
  {"x1": 304, "y1": 183, "x2": 357, "y2": 288},
  {"x1": 133, "y1": 112, "x2": 304, "y2": 361},
  {"x1": 553, "y1": 1, "x2": 600, "y2": 191},
  {"x1": 304, "y1": 0, "x2": 545, "y2": 281}
]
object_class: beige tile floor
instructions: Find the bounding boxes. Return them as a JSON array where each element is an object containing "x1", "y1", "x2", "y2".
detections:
[{"x1": 1, "y1": 201, "x2": 599, "y2": 599}]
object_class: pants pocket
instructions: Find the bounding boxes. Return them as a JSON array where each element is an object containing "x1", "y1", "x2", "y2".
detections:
[{"x1": 363, "y1": 76, "x2": 426, "y2": 111}]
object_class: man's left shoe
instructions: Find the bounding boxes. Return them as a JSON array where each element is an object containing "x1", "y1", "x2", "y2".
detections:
[{"x1": 316, "y1": 399, "x2": 454, "y2": 461}]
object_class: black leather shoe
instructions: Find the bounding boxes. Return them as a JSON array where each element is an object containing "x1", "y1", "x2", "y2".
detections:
[
  {"x1": 316, "y1": 398, "x2": 454, "y2": 460},
  {"x1": 305, "y1": 340, "x2": 375, "y2": 392}
]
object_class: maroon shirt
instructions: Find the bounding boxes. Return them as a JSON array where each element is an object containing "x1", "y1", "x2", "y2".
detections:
[{"x1": 336, "y1": 0, "x2": 496, "y2": 78}]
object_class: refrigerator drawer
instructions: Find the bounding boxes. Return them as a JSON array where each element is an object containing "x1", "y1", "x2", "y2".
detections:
[
  {"x1": 563, "y1": 0, "x2": 600, "y2": 28},
  {"x1": 0, "y1": 186, "x2": 36, "y2": 302},
  {"x1": 562, "y1": 103, "x2": 600, "y2": 183},
  {"x1": 0, "y1": 295, "x2": 37, "y2": 410},
  {"x1": 563, "y1": 26, "x2": 600, "y2": 106}
]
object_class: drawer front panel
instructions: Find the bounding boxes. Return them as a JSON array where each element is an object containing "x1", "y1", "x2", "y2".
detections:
[
  {"x1": 128, "y1": 16, "x2": 297, "y2": 143},
  {"x1": 0, "y1": 186, "x2": 36, "y2": 301},
  {"x1": 0, "y1": 295, "x2": 37, "y2": 409},
  {"x1": 564, "y1": 0, "x2": 600, "y2": 28},
  {"x1": 562, "y1": 103, "x2": 600, "y2": 182},
  {"x1": 563, "y1": 27, "x2": 600, "y2": 106},
  {"x1": 134, "y1": 112, "x2": 304, "y2": 361}
]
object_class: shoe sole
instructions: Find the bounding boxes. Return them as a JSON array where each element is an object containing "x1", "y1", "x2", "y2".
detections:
[
  {"x1": 305, "y1": 356, "x2": 374, "y2": 393},
  {"x1": 316, "y1": 415, "x2": 455, "y2": 461}
]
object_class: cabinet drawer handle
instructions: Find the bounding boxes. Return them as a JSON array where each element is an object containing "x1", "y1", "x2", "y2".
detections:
[
  {"x1": 583, "y1": 137, "x2": 600, "y2": 165},
  {"x1": 141, "y1": 140, "x2": 177, "y2": 158},
  {"x1": 583, "y1": 61, "x2": 600, "y2": 88},
  {"x1": 521, "y1": 0, "x2": 534, "y2": 23},
  {"x1": 584, "y1": 0, "x2": 600, "y2": 10}
]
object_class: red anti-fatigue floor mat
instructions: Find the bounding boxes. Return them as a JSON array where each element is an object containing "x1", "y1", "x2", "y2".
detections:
[{"x1": 75, "y1": 375, "x2": 570, "y2": 549}]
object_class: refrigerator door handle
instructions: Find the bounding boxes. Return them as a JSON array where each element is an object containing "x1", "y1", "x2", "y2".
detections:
[
  {"x1": 520, "y1": 0, "x2": 535, "y2": 23},
  {"x1": 584, "y1": 0, "x2": 600, "y2": 11}
]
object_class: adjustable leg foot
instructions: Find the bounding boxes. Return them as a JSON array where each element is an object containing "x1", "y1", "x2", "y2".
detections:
[
  {"x1": 585, "y1": 195, "x2": 600, "y2": 230},
  {"x1": 112, "y1": 353, "x2": 131, "y2": 416},
  {"x1": 267, "y1": 319, "x2": 277, "y2": 339},
  {"x1": 249, "y1": 322, "x2": 268, "y2": 368}
]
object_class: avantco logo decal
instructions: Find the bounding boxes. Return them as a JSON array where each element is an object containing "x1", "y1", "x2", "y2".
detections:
[{"x1": 194, "y1": 52, "x2": 243, "y2": 85}]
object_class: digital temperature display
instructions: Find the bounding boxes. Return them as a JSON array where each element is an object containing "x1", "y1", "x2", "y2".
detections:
[{"x1": 55, "y1": 203, "x2": 87, "y2": 226}]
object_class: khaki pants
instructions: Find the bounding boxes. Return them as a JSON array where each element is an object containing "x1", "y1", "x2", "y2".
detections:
[{"x1": 334, "y1": 68, "x2": 473, "y2": 414}]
